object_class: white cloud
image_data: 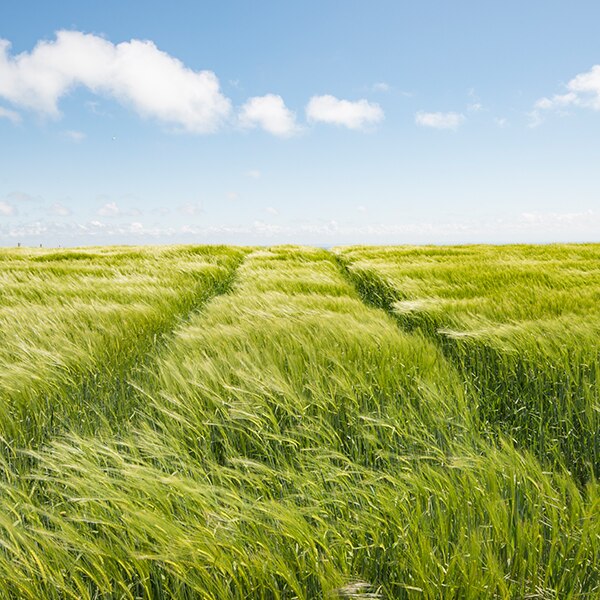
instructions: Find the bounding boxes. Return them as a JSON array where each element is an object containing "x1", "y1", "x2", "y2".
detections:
[
  {"x1": 533, "y1": 65, "x2": 600, "y2": 124},
  {"x1": 494, "y1": 117, "x2": 508, "y2": 128},
  {"x1": 239, "y1": 94, "x2": 299, "y2": 137},
  {"x1": 528, "y1": 92, "x2": 576, "y2": 127},
  {"x1": 0, "y1": 105, "x2": 20, "y2": 123},
  {"x1": 245, "y1": 169, "x2": 261, "y2": 179},
  {"x1": 48, "y1": 202, "x2": 71, "y2": 216},
  {"x1": 85, "y1": 100, "x2": 107, "y2": 116},
  {"x1": 527, "y1": 110, "x2": 544, "y2": 128},
  {"x1": 568, "y1": 66, "x2": 600, "y2": 104},
  {"x1": 97, "y1": 201, "x2": 141, "y2": 217},
  {"x1": 63, "y1": 129, "x2": 86, "y2": 142},
  {"x1": 415, "y1": 111, "x2": 465, "y2": 130},
  {"x1": 7, "y1": 191, "x2": 41, "y2": 203},
  {"x1": 265, "y1": 206, "x2": 278, "y2": 215},
  {"x1": 546, "y1": 67, "x2": 600, "y2": 110},
  {"x1": 3, "y1": 209, "x2": 599, "y2": 244},
  {"x1": 466, "y1": 88, "x2": 483, "y2": 112},
  {"x1": 306, "y1": 95, "x2": 384, "y2": 130},
  {"x1": 97, "y1": 201, "x2": 120, "y2": 217},
  {"x1": 227, "y1": 192, "x2": 239, "y2": 200},
  {"x1": 0, "y1": 30, "x2": 231, "y2": 133},
  {"x1": 179, "y1": 202, "x2": 203, "y2": 215},
  {"x1": 372, "y1": 82, "x2": 390, "y2": 92},
  {"x1": 151, "y1": 206, "x2": 171, "y2": 216},
  {"x1": 0, "y1": 201, "x2": 15, "y2": 216}
]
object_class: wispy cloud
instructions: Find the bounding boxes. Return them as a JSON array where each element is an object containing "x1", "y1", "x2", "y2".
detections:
[
  {"x1": 7, "y1": 191, "x2": 43, "y2": 203},
  {"x1": 96, "y1": 200, "x2": 141, "y2": 217},
  {"x1": 97, "y1": 202, "x2": 121, "y2": 217},
  {"x1": 62, "y1": 130, "x2": 86, "y2": 142},
  {"x1": 48, "y1": 202, "x2": 72, "y2": 216},
  {"x1": 306, "y1": 95, "x2": 383, "y2": 130},
  {"x1": 245, "y1": 169, "x2": 261, "y2": 179},
  {"x1": 3, "y1": 210, "x2": 598, "y2": 244},
  {"x1": 532, "y1": 64, "x2": 600, "y2": 125},
  {"x1": 466, "y1": 88, "x2": 483, "y2": 113},
  {"x1": 415, "y1": 111, "x2": 465, "y2": 130},
  {"x1": 0, "y1": 201, "x2": 16, "y2": 216},
  {"x1": 96, "y1": 195, "x2": 142, "y2": 217},
  {"x1": 372, "y1": 82, "x2": 390, "y2": 93},
  {"x1": 527, "y1": 110, "x2": 544, "y2": 128},
  {"x1": 179, "y1": 202, "x2": 203, "y2": 215},
  {"x1": 0, "y1": 105, "x2": 20, "y2": 124}
]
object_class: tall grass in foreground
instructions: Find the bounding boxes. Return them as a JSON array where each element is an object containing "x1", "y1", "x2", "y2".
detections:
[
  {"x1": 335, "y1": 244, "x2": 600, "y2": 484},
  {"x1": 0, "y1": 246, "x2": 597, "y2": 598},
  {"x1": 0, "y1": 245, "x2": 247, "y2": 453}
]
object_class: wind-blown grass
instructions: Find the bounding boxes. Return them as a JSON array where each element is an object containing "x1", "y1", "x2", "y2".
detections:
[
  {"x1": 0, "y1": 245, "x2": 597, "y2": 598},
  {"x1": 0, "y1": 245, "x2": 247, "y2": 451},
  {"x1": 335, "y1": 244, "x2": 600, "y2": 484}
]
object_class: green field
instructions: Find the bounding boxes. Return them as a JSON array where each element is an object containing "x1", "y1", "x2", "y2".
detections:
[{"x1": 0, "y1": 244, "x2": 598, "y2": 599}]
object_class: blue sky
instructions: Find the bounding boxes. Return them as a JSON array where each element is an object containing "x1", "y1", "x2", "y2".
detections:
[{"x1": 1, "y1": 1, "x2": 600, "y2": 246}]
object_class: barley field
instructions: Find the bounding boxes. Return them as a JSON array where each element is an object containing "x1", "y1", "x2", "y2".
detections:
[{"x1": 0, "y1": 244, "x2": 598, "y2": 599}]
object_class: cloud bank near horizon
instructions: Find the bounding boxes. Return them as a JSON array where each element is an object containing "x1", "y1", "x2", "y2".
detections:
[{"x1": 1, "y1": 209, "x2": 597, "y2": 246}]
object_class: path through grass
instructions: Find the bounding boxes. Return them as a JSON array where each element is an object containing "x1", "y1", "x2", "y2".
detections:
[{"x1": 0, "y1": 246, "x2": 597, "y2": 598}]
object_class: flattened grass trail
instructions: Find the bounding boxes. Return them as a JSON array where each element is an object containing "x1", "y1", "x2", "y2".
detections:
[
  {"x1": 0, "y1": 245, "x2": 247, "y2": 452},
  {"x1": 0, "y1": 244, "x2": 598, "y2": 599},
  {"x1": 335, "y1": 244, "x2": 600, "y2": 484}
]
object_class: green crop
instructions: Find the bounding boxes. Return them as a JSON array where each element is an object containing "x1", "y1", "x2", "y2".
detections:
[
  {"x1": 335, "y1": 244, "x2": 600, "y2": 484},
  {"x1": 0, "y1": 244, "x2": 597, "y2": 598}
]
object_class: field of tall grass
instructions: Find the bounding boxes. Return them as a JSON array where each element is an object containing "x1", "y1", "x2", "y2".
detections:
[
  {"x1": 0, "y1": 244, "x2": 597, "y2": 598},
  {"x1": 335, "y1": 244, "x2": 600, "y2": 485},
  {"x1": 0, "y1": 245, "x2": 247, "y2": 453}
]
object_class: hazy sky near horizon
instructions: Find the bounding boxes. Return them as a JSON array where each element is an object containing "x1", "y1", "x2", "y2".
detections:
[{"x1": 1, "y1": 1, "x2": 600, "y2": 246}]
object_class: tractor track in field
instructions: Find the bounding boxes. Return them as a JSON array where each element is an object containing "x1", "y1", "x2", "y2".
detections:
[
  {"x1": 330, "y1": 248, "x2": 480, "y2": 414},
  {"x1": 65, "y1": 253, "x2": 249, "y2": 434},
  {"x1": 330, "y1": 248, "x2": 468, "y2": 383},
  {"x1": 331, "y1": 250, "x2": 427, "y2": 338},
  {"x1": 330, "y1": 248, "x2": 488, "y2": 402},
  {"x1": 331, "y1": 250, "x2": 599, "y2": 486},
  {"x1": 3, "y1": 252, "x2": 249, "y2": 467},
  {"x1": 331, "y1": 249, "x2": 469, "y2": 363}
]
